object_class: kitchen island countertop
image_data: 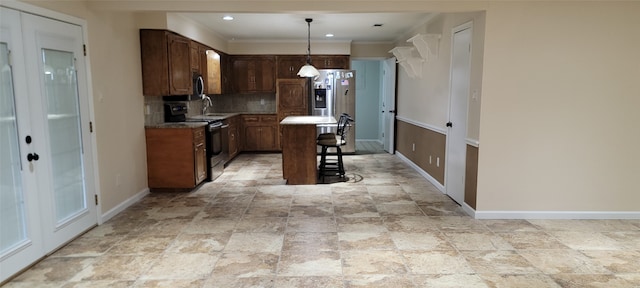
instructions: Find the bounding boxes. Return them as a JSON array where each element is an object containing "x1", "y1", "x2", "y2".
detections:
[{"x1": 280, "y1": 116, "x2": 336, "y2": 125}]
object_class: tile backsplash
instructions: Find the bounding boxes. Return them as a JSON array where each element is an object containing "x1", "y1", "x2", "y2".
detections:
[{"x1": 144, "y1": 93, "x2": 276, "y2": 125}]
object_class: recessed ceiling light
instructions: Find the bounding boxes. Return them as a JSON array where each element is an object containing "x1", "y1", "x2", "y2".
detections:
[
  {"x1": 325, "y1": 33, "x2": 334, "y2": 38},
  {"x1": 223, "y1": 15, "x2": 234, "y2": 21},
  {"x1": 373, "y1": 23, "x2": 383, "y2": 27}
]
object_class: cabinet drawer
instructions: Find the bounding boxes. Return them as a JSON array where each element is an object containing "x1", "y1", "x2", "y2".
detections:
[
  {"x1": 242, "y1": 114, "x2": 277, "y2": 125},
  {"x1": 261, "y1": 115, "x2": 277, "y2": 122},
  {"x1": 193, "y1": 127, "x2": 205, "y2": 141}
]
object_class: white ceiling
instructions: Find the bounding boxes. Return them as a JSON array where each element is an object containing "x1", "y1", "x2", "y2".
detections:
[{"x1": 177, "y1": 12, "x2": 432, "y2": 43}]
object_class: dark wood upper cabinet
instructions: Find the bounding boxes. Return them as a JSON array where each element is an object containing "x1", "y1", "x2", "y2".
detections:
[
  {"x1": 140, "y1": 29, "x2": 192, "y2": 96},
  {"x1": 231, "y1": 56, "x2": 276, "y2": 93},
  {"x1": 311, "y1": 55, "x2": 350, "y2": 69},
  {"x1": 277, "y1": 55, "x2": 307, "y2": 79}
]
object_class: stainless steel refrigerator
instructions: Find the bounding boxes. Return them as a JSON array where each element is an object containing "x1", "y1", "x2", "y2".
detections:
[{"x1": 310, "y1": 69, "x2": 356, "y2": 153}]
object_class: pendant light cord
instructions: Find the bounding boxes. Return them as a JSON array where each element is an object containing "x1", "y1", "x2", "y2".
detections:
[{"x1": 306, "y1": 18, "x2": 312, "y2": 64}]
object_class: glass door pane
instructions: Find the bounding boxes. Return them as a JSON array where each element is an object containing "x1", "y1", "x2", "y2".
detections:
[
  {"x1": 0, "y1": 42, "x2": 27, "y2": 255},
  {"x1": 41, "y1": 48, "x2": 86, "y2": 224}
]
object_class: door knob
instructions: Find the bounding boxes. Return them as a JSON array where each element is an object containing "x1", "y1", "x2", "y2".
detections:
[
  {"x1": 446, "y1": 122, "x2": 453, "y2": 127},
  {"x1": 27, "y1": 153, "x2": 40, "y2": 162}
]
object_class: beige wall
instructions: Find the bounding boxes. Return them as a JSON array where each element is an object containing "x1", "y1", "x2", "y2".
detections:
[{"x1": 478, "y1": 2, "x2": 640, "y2": 212}]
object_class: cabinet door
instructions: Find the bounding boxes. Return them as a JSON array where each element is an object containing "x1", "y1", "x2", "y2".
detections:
[
  {"x1": 190, "y1": 41, "x2": 200, "y2": 72},
  {"x1": 277, "y1": 55, "x2": 306, "y2": 78},
  {"x1": 243, "y1": 126, "x2": 260, "y2": 151},
  {"x1": 259, "y1": 125, "x2": 278, "y2": 150},
  {"x1": 277, "y1": 79, "x2": 308, "y2": 112},
  {"x1": 231, "y1": 57, "x2": 251, "y2": 93},
  {"x1": 167, "y1": 33, "x2": 192, "y2": 95},
  {"x1": 256, "y1": 57, "x2": 276, "y2": 92},
  {"x1": 202, "y1": 47, "x2": 222, "y2": 94},
  {"x1": 312, "y1": 55, "x2": 350, "y2": 69}
]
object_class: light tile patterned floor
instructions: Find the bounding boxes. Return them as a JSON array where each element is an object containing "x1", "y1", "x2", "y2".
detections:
[{"x1": 5, "y1": 153, "x2": 640, "y2": 287}]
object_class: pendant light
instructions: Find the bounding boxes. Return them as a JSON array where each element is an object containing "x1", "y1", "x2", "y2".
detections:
[{"x1": 297, "y1": 18, "x2": 320, "y2": 78}]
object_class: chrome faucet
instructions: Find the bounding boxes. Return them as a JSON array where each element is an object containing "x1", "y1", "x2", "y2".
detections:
[{"x1": 201, "y1": 94, "x2": 212, "y2": 115}]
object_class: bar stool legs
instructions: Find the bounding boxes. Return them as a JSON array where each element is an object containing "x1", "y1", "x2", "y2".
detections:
[{"x1": 318, "y1": 146, "x2": 345, "y2": 183}]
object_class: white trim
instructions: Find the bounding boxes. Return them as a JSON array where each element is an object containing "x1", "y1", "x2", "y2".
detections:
[
  {"x1": 356, "y1": 138, "x2": 382, "y2": 143},
  {"x1": 396, "y1": 116, "x2": 447, "y2": 135},
  {"x1": 99, "y1": 188, "x2": 149, "y2": 223},
  {"x1": 396, "y1": 152, "x2": 445, "y2": 193},
  {"x1": 465, "y1": 138, "x2": 479, "y2": 147},
  {"x1": 474, "y1": 210, "x2": 640, "y2": 220},
  {"x1": 462, "y1": 202, "x2": 476, "y2": 218}
]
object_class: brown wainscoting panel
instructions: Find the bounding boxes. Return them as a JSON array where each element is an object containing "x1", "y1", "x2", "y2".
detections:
[
  {"x1": 396, "y1": 120, "x2": 446, "y2": 185},
  {"x1": 464, "y1": 145, "x2": 479, "y2": 209}
]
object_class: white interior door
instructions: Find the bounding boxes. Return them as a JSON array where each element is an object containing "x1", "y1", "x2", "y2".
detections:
[
  {"x1": 0, "y1": 7, "x2": 97, "y2": 281},
  {"x1": 0, "y1": 8, "x2": 44, "y2": 281},
  {"x1": 382, "y1": 57, "x2": 397, "y2": 153},
  {"x1": 445, "y1": 23, "x2": 472, "y2": 205}
]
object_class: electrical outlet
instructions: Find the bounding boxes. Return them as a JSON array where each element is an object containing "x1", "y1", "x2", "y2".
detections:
[
  {"x1": 412, "y1": 143, "x2": 415, "y2": 151},
  {"x1": 429, "y1": 156, "x2": 432, "y2": 164},
  {"x1": 260, "y1": 98, "x2": 265, "y2": 105},
  {"x1": 436, "y1": 157, "x2": 440, "y2": 167}
]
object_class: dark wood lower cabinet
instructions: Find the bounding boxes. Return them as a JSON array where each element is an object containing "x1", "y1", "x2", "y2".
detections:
[
  {"x1": 281, "y1": 124, "x2": 318, "y2": 185},
  {"x1": 241, "y1": 114, "x2": 279, "y2": 151},
  {"x1": 145, "y1": 126, "x2": 207, "y2": 189}
]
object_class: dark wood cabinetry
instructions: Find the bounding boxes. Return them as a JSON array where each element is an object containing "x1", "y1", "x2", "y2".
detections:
[
  {"x1": 140, "y1": 29, "x2": 192, "y2": 96},
  {"x1": 277, "y1": 79, "x2": 309, "y2": 120},
  {"x1": 145, "y1": 126, "x2": 207, "y2": 189},
  {"x1": 225, "y1": 115, "x2": 240, "y2": 161},
  {"x1": 231, "y1": 56, "x2": 276, "y2": 93},
  {"x1": 311, "y1": 55, "x2": 350, "y2": 69},
  {"x1": 277, "y1": 55, "x2": 307, "y2": 79},
  {"x1": 190, "y1": 41, "x2": 200, "y2": 72},
  {"x1": 276, "y1": 79, "x2": 309, "y2": 149},
  {"x1": 200, "y1": 46, "x2": 223, "y2": 95},
  {"x1": 241, "y1": 114, "x2": 279, "y2": 151}
]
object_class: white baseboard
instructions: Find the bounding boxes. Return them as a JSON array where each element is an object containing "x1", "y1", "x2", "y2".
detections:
[
  {"x1": 474, "y1": 210, "x2": 640, "y2": 220},
  {"x1": 99, "y1": 187, "x2": 149, "y2": 223},
  {"x1": 395, "y1": 152, "x2": 445, "y2": 193}
]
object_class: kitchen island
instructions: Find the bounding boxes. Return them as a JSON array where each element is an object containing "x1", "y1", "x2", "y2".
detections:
[{"x1": 280, "y1": 116, "x2": 336, "y2": 185}]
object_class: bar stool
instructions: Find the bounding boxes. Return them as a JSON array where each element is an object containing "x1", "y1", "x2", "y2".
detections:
[{"x1": 317, "y1": 114, "x2": 353, "y2": 182}]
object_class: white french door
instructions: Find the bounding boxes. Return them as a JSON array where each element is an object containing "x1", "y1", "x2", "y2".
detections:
[{"x1": 0, "y1": 7, "x2": 97, "y2": 282}]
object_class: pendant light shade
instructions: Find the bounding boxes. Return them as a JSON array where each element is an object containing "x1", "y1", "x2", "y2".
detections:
[{"x1": 298, "y1": 18, "x2": 320, "y2": 78}]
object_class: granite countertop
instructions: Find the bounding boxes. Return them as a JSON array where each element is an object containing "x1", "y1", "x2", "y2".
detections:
[
  {"x1": 280, "y1": 116, "x2": 337, "y2": 125},
  {"x1": 146, "y1": 112, "x2": 277, "y2": 129},
  {"x1": 145, "y1": 122, "x2": 208, "y2": 129},
  {"x1": 187, "y1": 112, "x2": 242, "y2": 122}
]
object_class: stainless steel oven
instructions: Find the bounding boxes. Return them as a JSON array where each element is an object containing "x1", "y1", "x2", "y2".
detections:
[{"x1": 206, "y1": 121, "x2": 226, "y2": 181}]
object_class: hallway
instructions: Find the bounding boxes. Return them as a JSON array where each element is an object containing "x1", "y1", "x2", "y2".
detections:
[{"x1": 5, "y1": 153, "x2": 640, "y2": 287}]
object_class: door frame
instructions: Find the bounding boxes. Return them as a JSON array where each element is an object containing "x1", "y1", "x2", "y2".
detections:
[{"x1": 445, "y1": 21, "x2": 473, "y2": 205}]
